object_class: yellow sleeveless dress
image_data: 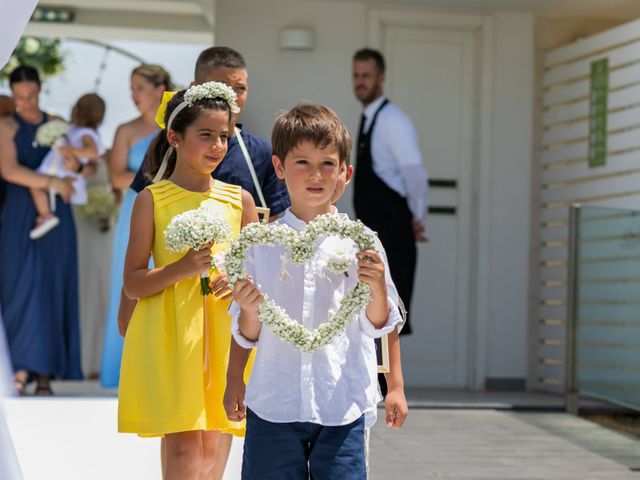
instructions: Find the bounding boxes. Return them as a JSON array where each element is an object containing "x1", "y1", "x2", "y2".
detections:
[{"x1": 118, "y1": 179, "x2": 253, "y2": 437}]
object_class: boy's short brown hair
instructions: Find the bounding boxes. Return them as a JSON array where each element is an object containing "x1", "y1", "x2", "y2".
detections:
[
  {"x1": 72, "y1": 93, "x2": 106, "y2": 129},
  {"x1": 195, "y1": 47, "x2": 246, "y2": 84},
  {"x1": 272, "y1": 103, "x2": 352, "y2": 166}
]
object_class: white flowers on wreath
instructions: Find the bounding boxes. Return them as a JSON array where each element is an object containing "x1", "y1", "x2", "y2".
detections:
[
  {"x1": 225, "y1": 213, "x2": 378, "y2": 353},
  {"x1": 164, "y1": 205, "x2": 232, "y2": 295}
]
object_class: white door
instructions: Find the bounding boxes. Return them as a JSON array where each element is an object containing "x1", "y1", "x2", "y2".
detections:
[{"x1": 382, "y1": 26, "x2": 476, "y2": 387}]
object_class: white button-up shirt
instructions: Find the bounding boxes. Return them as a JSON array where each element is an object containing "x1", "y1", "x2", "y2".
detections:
[
  {"x1": 362, "y1": 95, "x2": 429, "y2": 221},
  {"x1": 230, "y1": 208, "x2": 403, "y2": 427}
]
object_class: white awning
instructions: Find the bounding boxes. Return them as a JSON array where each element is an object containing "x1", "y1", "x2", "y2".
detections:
[{"x1": 25, "y1": 0, "x2": 214, "y2": 44}]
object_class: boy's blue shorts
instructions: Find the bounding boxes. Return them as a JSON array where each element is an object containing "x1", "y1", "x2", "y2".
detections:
[{"x1": 242, "y1": 408, "x2": 367, "y2": 480}]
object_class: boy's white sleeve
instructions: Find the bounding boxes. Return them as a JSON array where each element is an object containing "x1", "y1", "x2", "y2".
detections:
[
  {"x1": 229, "y1": 251, "x2": 258, "y2": 349},
  {"x1": 358, "y1": 235, "x2": 407, "y2": 338}
]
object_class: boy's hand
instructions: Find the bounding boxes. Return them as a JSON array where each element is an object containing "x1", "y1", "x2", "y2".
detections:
[
  {"x1": 384, "y1": 387, "x2": 408, "y2": 429},
  {"x1": 177, "y1": 245, "x2": 212, "y2": 278},
  {"x1": 211, "y1": 273, "x2": 232, "y2": 300},
  {"x1": 357, "y1": 250, "x2": 387, "y2": 296},
  {"x1": 224, "y1": 375, "x2": 247, "y2": 421},
  {"x1": 233, "y1": 278, "x2": 264, "y2": 313}
]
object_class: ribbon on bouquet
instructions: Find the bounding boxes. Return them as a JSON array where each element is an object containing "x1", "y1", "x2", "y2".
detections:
[{"x1": 203, "y1": 295, "x2": 213, "y2": 389}]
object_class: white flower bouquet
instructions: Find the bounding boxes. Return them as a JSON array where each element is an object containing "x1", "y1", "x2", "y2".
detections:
[
  {"x1": 33, "y1": 120, "x2": 68, "y2": 148},
  {"x1": 76, "y1": 184, "x2": 117, "y2": 232},
  {"x1": 225, "y1": 213, "x2": 378, "y2": 352},
  {"x1": 164, "y1": 205, "x2": 232, "y2": 295}
]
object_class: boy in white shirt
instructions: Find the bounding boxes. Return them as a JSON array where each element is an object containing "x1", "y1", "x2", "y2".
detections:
[{"x1": 227, "y1": 103, "x2": 403, "y2": 479}]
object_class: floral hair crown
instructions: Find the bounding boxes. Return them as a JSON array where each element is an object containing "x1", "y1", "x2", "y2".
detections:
[
  {"x1": 152, "y1": 81, "x2": 240, "y2": 183},
  {"x1": 154, "y1": 81, "x2": 240, "y2": 130}
]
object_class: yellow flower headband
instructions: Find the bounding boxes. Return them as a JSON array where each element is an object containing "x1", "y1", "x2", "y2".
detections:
[{"x1": 152, "y1": 82, "x2": 240, "y2": 182}]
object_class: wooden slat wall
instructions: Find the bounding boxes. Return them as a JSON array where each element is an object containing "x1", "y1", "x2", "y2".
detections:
[{"x1": 538, "y1": 18, "x2": 640, "y2": 392}]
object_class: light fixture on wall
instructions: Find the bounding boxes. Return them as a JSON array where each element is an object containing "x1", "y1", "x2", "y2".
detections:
[{"x1": 278, "y1": 27, "x2": 315, "y2": 51}]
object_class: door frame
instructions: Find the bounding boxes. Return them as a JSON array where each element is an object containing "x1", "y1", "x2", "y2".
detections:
[{"x1": 367, "y1": 8, "x2": 495, "y2": 389}]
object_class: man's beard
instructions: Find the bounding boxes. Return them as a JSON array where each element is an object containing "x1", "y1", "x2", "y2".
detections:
[{"x1": 356, "y1": 87, "x2": 378, "y2": 105}]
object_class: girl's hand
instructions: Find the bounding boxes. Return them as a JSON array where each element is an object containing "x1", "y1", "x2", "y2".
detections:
[
  {"x1": 211, "y1": 273, "x2": 233, "y2": 300},
  {"x1": 233, "y1": 278, "x2": 264, "y2": 313},
  {"x1": 176, "y1": 245, "x2": 212, "y2": 279},
  {"x1": 51, "y1": 177, "x2": 75, "y2": 202},
  {"x1": 357, "y1": 250, "x2": 387, "y2": 296}
]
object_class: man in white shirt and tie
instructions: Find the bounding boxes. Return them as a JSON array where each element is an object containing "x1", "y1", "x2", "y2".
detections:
[{"x1": 352, "y1": 48, "x2": 429, "y2": 336}]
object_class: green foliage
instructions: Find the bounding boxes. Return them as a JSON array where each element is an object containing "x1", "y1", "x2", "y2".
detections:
[{"x1": 0, "y1": 37, "x2": 66, "y2": 82}]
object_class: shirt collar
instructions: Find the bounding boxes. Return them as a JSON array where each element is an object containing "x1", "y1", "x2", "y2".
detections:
[
  {"x1": 229, "y1": 123, "x2": 244, "y2": 145},
  {"x1": 363, "y1": 95, "x2": 387, "y2": 120},
  {"x1": 282, "y1": 206, "x2": 339, "y2": 231}
]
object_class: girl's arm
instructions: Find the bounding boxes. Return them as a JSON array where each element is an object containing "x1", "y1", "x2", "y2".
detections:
[
  {"x1": 223, "y1": 191, "x2": 259, "y2": 420},
  {"x1": 0, "y1": 117, "x2": 75, "y2": 199},
  {"x1": 122, "y1": 189, "x2": 213, "y2": 299},
  {"x1": 60, "y1": 134, "x2": 100, "y2": 161},
  {"x1": 241, "y1": 189, "x2": 259, "y2": 226},
  {"x1": 109, "y1": 124, "x2": 135, "y2": 189}
]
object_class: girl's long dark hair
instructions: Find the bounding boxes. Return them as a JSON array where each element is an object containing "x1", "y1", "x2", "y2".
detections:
[{"x1": 143, "y1": 90, "x2": 231, "y2": 182}]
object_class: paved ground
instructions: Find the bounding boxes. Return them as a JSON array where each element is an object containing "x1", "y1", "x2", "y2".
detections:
[
  {"x1": 4, "y1": 384, "x2": 640, "y2": 479},
  {"x1": 369, "y1": 409, "x2": 640, "y2": 479}
]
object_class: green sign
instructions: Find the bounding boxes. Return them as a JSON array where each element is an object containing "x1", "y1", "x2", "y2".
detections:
[{"x1": 588, "y1": 58, "x2": 608, "y2": 168}]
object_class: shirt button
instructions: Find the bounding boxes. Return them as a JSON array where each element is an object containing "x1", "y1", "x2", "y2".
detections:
[{"x1": 305, "y1": 272, "x2": 314, "y2": 281}]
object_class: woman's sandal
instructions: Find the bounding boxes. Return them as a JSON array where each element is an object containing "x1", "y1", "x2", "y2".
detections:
[{"x1": 34, "y1": 384, "x2": 53, "y2": 396}]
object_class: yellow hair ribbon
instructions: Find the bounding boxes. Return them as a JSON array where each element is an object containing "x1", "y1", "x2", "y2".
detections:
[{"x1": 155, "y1": 91, "x2": 177, "y2": 129}]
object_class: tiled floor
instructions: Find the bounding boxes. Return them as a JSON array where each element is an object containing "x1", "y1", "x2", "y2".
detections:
[{"x1": 4, "y1": 383, "x2": 640, "y2": 479}]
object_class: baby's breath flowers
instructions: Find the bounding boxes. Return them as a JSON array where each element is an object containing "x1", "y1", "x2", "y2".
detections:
[
  {"x1": 76, "y1": 184, "x2": 117, "y2": 232},
  {"x1": 165, "y1": 205, "x2": 232, "y2": 295},
  {"x1": 225, "y1": 213, "x2": 377, "y2": 352},
  {"x1": 184, "y1": 82, "x2": 240, "y2": 114},
  {"x1": 33, "y1": 120, "x2": 68, "y2": 147}
]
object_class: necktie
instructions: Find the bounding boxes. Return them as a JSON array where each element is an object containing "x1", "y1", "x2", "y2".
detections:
[{"x1": 357, "y1": 112, "x2": 367, "y2": 140}]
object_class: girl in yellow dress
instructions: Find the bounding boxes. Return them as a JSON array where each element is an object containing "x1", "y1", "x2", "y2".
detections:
[{"x1": 118, "y1": 82, "x2": 257, "y2": 479}]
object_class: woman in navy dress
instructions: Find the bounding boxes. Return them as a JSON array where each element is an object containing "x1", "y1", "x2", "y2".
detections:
[{"x1": 0, "y1": 66, "x2": 82, "y2": 395}]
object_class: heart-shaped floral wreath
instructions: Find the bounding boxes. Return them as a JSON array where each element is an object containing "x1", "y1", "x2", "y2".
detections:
[{"x1": 225, "y1": 213, "x2": 377, "y2": 352}]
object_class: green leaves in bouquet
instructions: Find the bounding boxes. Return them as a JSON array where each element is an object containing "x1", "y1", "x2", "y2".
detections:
[{"x1": 0, "y1": 37, "x2": 66, "y2": 82}]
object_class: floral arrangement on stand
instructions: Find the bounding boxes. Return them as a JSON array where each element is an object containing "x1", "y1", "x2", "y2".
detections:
[
  {"x1": 76, "y1": 185, "x2": 117, "y2": 232},
  {"x1": 164, "y1": 205, "x2": 232, "y2": 295},
  {"x1": 225, "y1": 213, "x2": 377, "y2": 353},
  {"x1": 1, "y1": 37, "x2": 66, "y2": 82}
]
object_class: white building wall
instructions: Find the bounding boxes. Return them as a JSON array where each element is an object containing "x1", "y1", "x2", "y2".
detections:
[
  {"x1": 216, "y1": 0, "x2": 534, "y2": 387},
  {"x1": 486, "y1": 12, "x2": 534, "y2": 383},
  {"x1": 536, "y1": 17, "x2": 640, "y2": 391}
]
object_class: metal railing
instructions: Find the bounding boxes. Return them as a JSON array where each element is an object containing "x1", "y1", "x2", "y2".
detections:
[{"x1": 565, "y1": 204, "x2": 640, "y2": 413}]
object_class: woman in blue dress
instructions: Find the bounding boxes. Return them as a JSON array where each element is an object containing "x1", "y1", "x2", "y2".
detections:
[
  {"x1": 100, "y1": 65, "x2": 173, "y2": 387},
  {"x1": 0, "y1": 66, "x2": 82, "y2": 395}
]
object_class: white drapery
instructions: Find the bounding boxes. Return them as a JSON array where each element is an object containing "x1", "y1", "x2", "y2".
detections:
[
  {"x1": 0, "y1": 2, "x2": 37, "y2": 478},
  {"x1": 0, "y1": 0, "x2": 38, "y2": 69}
]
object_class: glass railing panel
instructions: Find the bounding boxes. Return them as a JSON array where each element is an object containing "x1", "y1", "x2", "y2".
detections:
[{"x1": 575, "y1": 205, "x2": 640, "y2": 411}]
